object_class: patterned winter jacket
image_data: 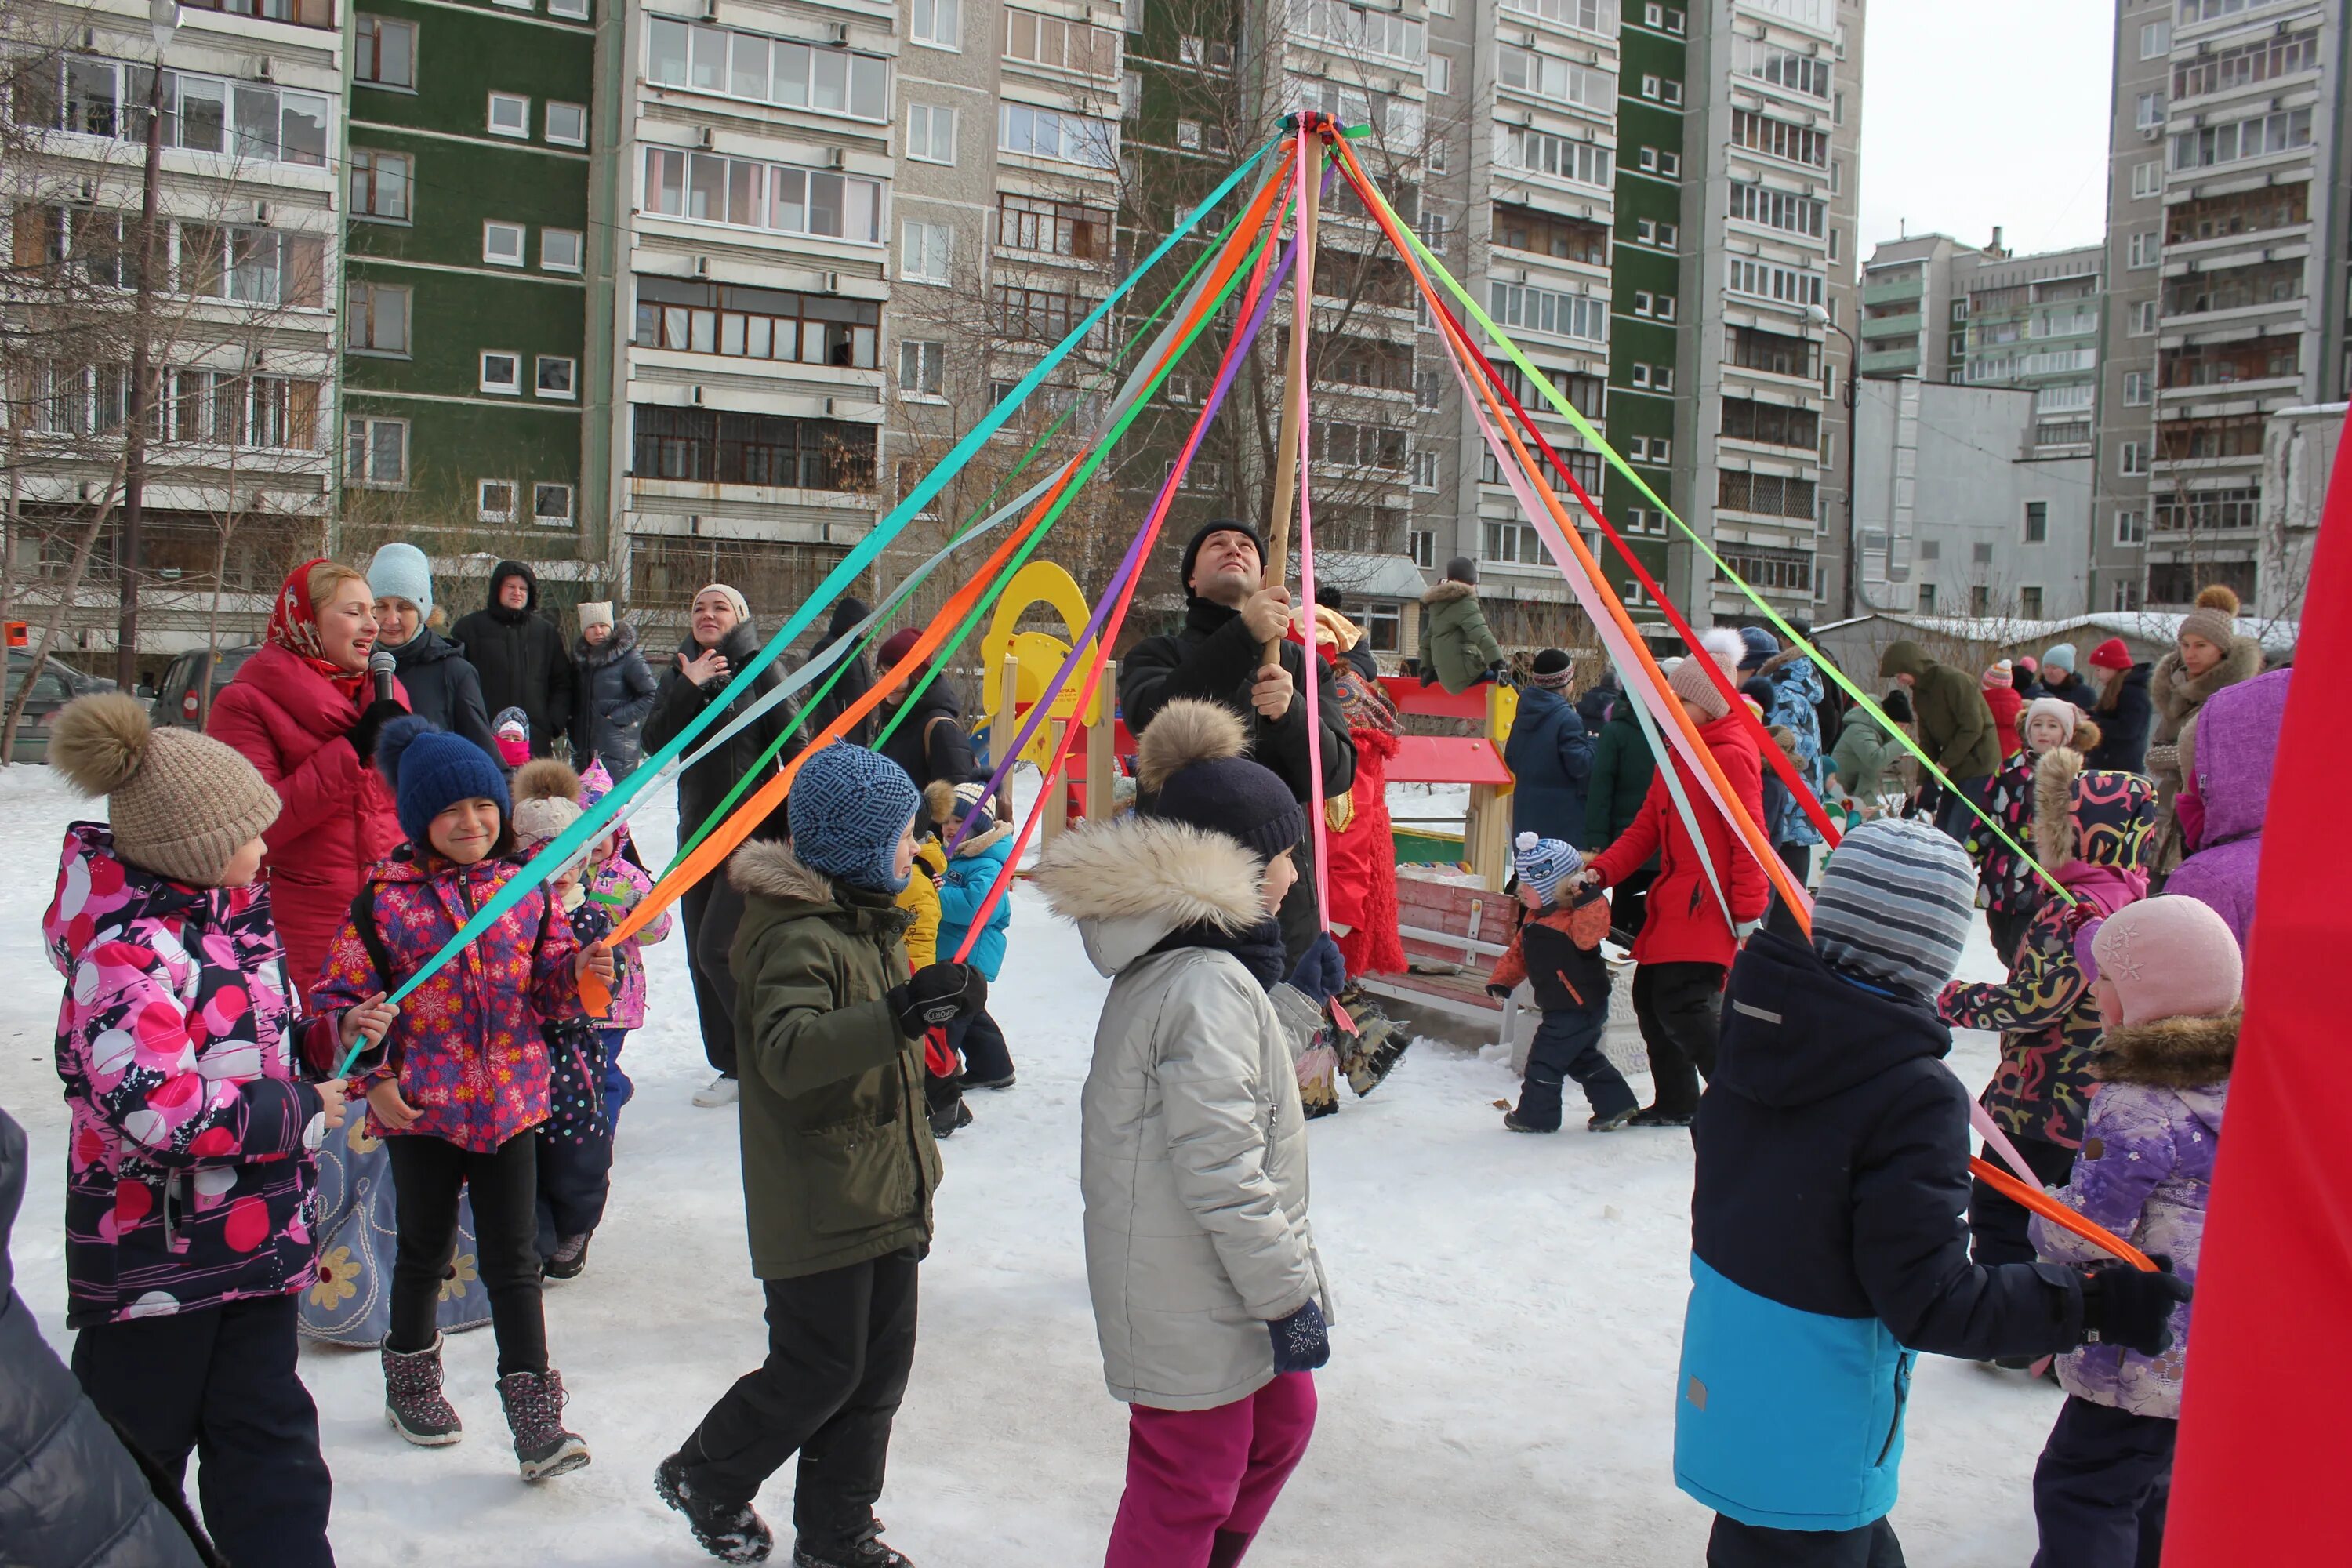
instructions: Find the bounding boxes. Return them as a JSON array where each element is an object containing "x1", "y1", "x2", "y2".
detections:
[
  {"x1": 1940, "y1": 750, "x2": 2154, "y2": 1149},
  {"x1": 1761, "y1": 650, "x2": 1827, "y2": 849},
  {"x1": 310, "y1": 848, "x2": 583, "y2": 1153},
  {"x1": 44, "y1": 824, "x2": 336, "y2": 1328},
  {"x1": 1965, "y1": 720, "x2": 2101, "y2": 934},
  {"x1": 2031, "y1": 1009, "x2": 2233, "y2": 1419},
  {"x1": 586, "y1": 852, "x2": 670, "y2": 1031}
]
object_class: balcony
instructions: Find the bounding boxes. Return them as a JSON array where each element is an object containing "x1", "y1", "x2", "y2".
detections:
[
  {"x1": 1860, "y1": 345, "x2": 1921, "y2": 376},
  {"x1": 1860, "y1": 310, "x2": 1921, "y2": 340},
  {"x1": 1862, "y1": 275, "x2": 1924, "y2": 308}
]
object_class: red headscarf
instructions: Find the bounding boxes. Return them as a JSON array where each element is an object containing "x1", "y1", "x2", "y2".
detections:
[{"x1": 268, "y1": 558, "x2": 369, "y2": 701}]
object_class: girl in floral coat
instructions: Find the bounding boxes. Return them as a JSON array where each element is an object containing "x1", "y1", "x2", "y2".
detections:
[
  {"x1": 1940, "y1": 748, "x2": 2154, "y2": 1275},
  {"x1": 1969, "y1": 699, "x2": 2102, "y2": 970},
  {"x1": 45, "y1": 692, "x2": 368, "y2": 1567},
  {"x1": 310, "y1": 716, "x2": 612, "y2": 1482},
  {"x1": 575, "y1": 760, "x2": 672, "y2": 1132}
]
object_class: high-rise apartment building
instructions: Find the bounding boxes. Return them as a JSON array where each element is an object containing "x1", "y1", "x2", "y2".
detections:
[
  {"x1": 2095, "y1": 0, "x2": 2348, "y2": 615},
  {"x1": 1857, "y1": 232, "x2": 1990, "y2": 383},
  {"x1": 1960, "y1": 242, "x2": 2105, "y2": 461}
]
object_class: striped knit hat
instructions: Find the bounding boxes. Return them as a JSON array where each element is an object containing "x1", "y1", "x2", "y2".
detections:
[
  {"x1": 1513, "y1": 831, "x2": 1581, "y2": 906},
  {"x1": 1811, "y1": 818, "x2": 1977, "y2": 1002}
]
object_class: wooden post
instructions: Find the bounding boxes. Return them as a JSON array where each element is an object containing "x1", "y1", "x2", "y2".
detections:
[
  {"x1": 1466, "y1": 781, "x2": 1513, "y2": 892},
  {"x1": 996, "y1": 652, "x2": 1021, "y2": 812},
  {"x1": 1044, "y1": 715, "x2": 1071, "y2": 842},
  {"x1": 1084, "y1": 658, "x2": 1118, "y2": 822},
  {"x1": 1260, "y1": 118, "x2": 1324, "y2": 666}
]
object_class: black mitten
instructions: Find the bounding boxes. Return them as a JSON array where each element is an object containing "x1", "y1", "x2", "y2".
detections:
[
  {"x1": 348, "y1": 698, "x2": 408, "y2": 768},
  {"x1": 1269, "y1": 1299, "x2": 1330, "y2": 1374},
  {"x1": 887, "y1": 962, "x2": 986, "y2": 1039},
  {"x1": 2079, "y1": 1257, "x2": 2193, "y2": 1357}
]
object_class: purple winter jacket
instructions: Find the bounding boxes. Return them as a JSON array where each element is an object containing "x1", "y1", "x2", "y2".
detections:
[
  {"x1": 2030, "y1": 1008, "x2": 2235, "y2": 1419},
  {"x1": 2165, "y1": 668, "x2": 2289, "y2": 953}
]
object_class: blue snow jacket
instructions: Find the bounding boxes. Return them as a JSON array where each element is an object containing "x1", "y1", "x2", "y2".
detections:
[
  {"x1": 938, "y1": 826, "x2": 1014, "y2": 982},
  {"x1": 1677, "y1": 931, "x2": 2086, "y2": 1531},
  {"x1": 1504, "y1": 684, "x2": 1597, "y2": 848}
]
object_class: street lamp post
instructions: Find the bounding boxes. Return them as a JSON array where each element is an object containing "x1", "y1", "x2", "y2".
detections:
[
  {"x1": 116, "y1": 0, "x2": 179, "y2": 693},
  {"x1": 1808, "y1": 303, "x2": 1862, "y2": 621}
]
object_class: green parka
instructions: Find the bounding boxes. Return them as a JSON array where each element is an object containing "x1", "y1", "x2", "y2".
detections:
[
  {"x1": 1584, "y1": 695, "x2": 1658, "y2": 859},
  {"x1": 1877, "y1": 641, "x2": 1999, "y2": 782},
  {"x1": 1828, "y1": 704, "x2": 1904, "y2": 804},
  {"x1": 1417, "y1": 580, "x2": 1504, "y2": 695},
  {"x1": 727, "y1": 840, "x2": 942, "y2": 1280}
]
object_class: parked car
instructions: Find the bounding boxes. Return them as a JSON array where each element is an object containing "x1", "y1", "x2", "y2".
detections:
[
  {"x1": 5, "y1": 652, "x2": 116, "y2": 763},
  {"x1": 154, "y1": 643, "x2": 260, "y2": 731}
]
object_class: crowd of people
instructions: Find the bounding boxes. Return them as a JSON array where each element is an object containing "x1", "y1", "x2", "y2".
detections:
[{"x1": 0, "y1": 526, "x2": 2290, "y2": 1568}]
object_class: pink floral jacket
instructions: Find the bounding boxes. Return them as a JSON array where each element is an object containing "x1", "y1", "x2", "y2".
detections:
[
  {"x1": 310, "y1": 849, "x2": 583, "y2": 1153},
  {"x1": 587, "y1": 853, "x2": 669, "y2": 1030},
  {"x1": 45, "y1": 824, "x2": 336, "y2": 1327}
]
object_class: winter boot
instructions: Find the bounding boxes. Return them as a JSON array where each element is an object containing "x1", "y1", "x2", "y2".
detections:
[
  {"x1": 656, "y1": 1450, "x2": 774, "y2": 1563},
  {"x1": 1298, "y1": 1039, "x2": 1341, "y2": 1120},
  {"x1": 1587, "y1": 1104, "x2": 1637, "y2": 1132},
  {"x1": 1628, "y1": 1105, "x2": 1694, "y2": 1129},
  {"x1": 497, "y1": 1368, "x2": 590, "y2": 1481},
  {"x1": 793, "y1": 1520, "x2": 916, "y2": 1567},
  {"x1": 382, "y1": 1336, "x2": 463, "y2": 1446},
  {"x1": 1340, "y1": 1004, "x2": 1410, "y2": 1098},
  {"x1": 927, "y1": 1097, "x2": 973, "y2": 1138},
  {"x1": 544, "y1": 1233, "x2": 592, "y2": 1282},
  {"x1": 1507, "y1": 1071, "x2": 1564, "y2": 1134}
]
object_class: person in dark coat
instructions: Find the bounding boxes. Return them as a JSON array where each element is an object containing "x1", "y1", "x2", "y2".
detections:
[
  {"x1": 368, "y1": 543, "x2": 496, "y2": 758},
  {"x1": 1120, "y1": 520, "x2": 1357, "y2": 964},
  {"x1": 1504, "y1": 649, "x2": 1595, "y2": 847},
  {"x1": 451, "y1": 560, "x2": 576, "y2": 760},
  {"x1": 804, "y1": 597, "x2": 878, "y2": 747},
  {"x1": 2039, "y1": 644, "x2": 2097, "y2": 711},
  {"x1": 0, "y1": 1104, "x2": 220, "y2": 1568},
  {"x1": 640, "y1": 583, "x2": 804, "y2": 1108},
  {"x1": 2083, "y1": 638, "x2": 2154, "y2": 776},
  {"x1": 873, "y1": 626, "x2": 985, "y2": 834},
  {"x1": 1584, "y1": 672, "x2": 1658, "y2": 938},
  {"x1": 572, "y1": 601, "x2": 659, "y2": 780},
  {"x1": 1676, "y1": 821, "x2": 2190, "y2": 1567}
]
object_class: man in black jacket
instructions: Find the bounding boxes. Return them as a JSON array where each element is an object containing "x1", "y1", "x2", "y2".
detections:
[
  {"x1": 1120, "y1": 520, "x2": 1356, "y2": 963},
  {"x1": 452, "y1": 561, "x2": 576, "y2": 759}
]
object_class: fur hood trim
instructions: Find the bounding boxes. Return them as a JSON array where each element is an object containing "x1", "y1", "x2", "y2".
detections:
[
  {"x1": 1757, "y1": 646, "x2": 1813, "y2": 681},
  {"x1": 2154, "y1": 635, "x2": 2265, "y2": 722},
  {"x1": 2034, "y1": 746, "x2": 2085, "y2": 874},
  {"x1": 729, "y1": 838, "x2": 835, "y2": 905},
  {"x1": 2067, "y1": 716, "x2": 2103, "y2": 754},
  {"x1": 1135, "y1": 698, "x2": 1247, "y2": 797},
  {"x1": 1033, "y1": 815, "x2": 1265, "y2": 932},
  {"x1": 2092, "y1": 1008, "x2": 2238, "y2": 1089},
  {"x1": 1421, "y1": 579, "x2": 1477, "y2": 607}
]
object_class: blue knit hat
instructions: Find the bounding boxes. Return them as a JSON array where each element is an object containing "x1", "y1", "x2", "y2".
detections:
[
  {"x1": 788, "y1": 742, "x2": 921, "y2": 893},
  {"x1": 1513, "y1": 831, "x2": 1581, "y2": 906},
  {"x1": 1811, "y1": 818, "x2": 1976, "y2": 1001},
  {"x1": 366, "y1": 543, "x2": 433, "y2": 620},
  {"x1": 376, "y1": 715, "x2": 510, "y2": 848},
  {"x1": 1737, "y1": 626, "x2": 1779, "y2": 672}
]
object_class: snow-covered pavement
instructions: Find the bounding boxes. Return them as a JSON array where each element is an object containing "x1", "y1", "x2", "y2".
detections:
[{"x1": 0, "y1": 764, "x2": 2060, "y2": 1565}]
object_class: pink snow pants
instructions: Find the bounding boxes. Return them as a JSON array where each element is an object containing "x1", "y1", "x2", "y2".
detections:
[{"x1": 1103, "y1": 1372, "x2": 1319, "y2": 1568}]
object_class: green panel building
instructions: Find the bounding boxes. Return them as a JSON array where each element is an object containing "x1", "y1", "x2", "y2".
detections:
[{"x1": 1607, "y1": 1, "x2": 1686, "y2": 624}]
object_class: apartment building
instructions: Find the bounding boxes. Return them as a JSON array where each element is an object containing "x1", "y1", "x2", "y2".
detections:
[
  {"x1": 1960, "y1": 242, "x2": 2105, "y2": 460},
  {"x1": 338, "y1": 0, "x2": 596, "y2": 607},
  {"x1": 1857, "y1": 231, "x2": 1988, "y2": 383},
  {"x1": 2096, "y1": 0, "x2": 2349, "y2": 614},
  {"x1": 6, "y1": 0, "x2": 345, "y2": 667}
]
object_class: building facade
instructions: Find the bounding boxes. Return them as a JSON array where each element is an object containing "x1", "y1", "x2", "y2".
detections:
[
  {"x1": 1857, "y1": 232, "x2": 1987, "y2": 383},
  {"x1": 1960, "y1": 242, "x2": 2105, "y2": 462}
]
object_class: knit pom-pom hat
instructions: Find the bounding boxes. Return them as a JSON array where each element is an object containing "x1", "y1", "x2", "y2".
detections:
[
  {"x1": 2178, "y1": 584, "x2": 2239, "y2": 654},
  {"x1": 786, "y1": 742, "x2": 921, "y2": 894},
  {"x1": 1136, "y1": 699, "x2": 1304, "y2": 863},
  {"x1": 50, "y1": 691, "x2": 280, "y2": 885},
  {"x1": 1982, "y1": 659, "x2": 2013, "y2": 689},
  {"x1": 511, "y1": 757, "x2": 584, "y2": 850},
  {"x1": 1669, "y1": 655, "x2": 1730, "y2": 723},
  {"x1": 1697, "y1": 626, "x2": 1748, "y2": 679},
  {"x1": 1513, "y1": 832, "x2": 1581, "y2": 906},
  {"x1": 376, "y1": 715, "x2": 510, "y2": 848}
]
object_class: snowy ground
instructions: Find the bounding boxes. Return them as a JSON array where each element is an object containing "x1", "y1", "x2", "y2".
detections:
[{"x1": 0, "y1": 764, "x2": 2061, "y2": 1566}]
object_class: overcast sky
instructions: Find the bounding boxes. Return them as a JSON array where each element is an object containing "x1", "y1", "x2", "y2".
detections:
[{"x1": 1856, "y1": 2, "x2": 2117, "y2": 261}]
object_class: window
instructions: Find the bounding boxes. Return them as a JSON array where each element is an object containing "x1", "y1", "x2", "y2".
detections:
[
  {"x1": 2132, "y1": 300, "x2": 2158, "y2": 335},
  {"x1": 1411, "y1": 450, "x2": 1439, "y2": 490},
  {"x1": 2116, "y1": 510, "x2": 2147, "y2": 546},
  {"x1": 2165, "y1": 183, "x2": 2308, "y2": 245},
  {"x1": 1632, "y1": 292, "x2": 1652, "y2": 318},
  {"x1": 2153, "y1": 486, "x2": 2259, "y2": 532},
  {"x1": 631, "y1": 405, "x2": 877, "y2": 490},
  {"x1": 1004, "y1": 9, "x2": 1120, "y2": 77},
  {"x1": 1294, "y1": 0, "x2": 1427, "y2": 63},
  {"x1": 641, "y1": 149, "x2": 886, "y2": 241},
  {"x1": 1483, "y1": 518, "x2": 1541, "y2": 565},
  {"x1": 2128, "y1": 230, "x2": 2161, "y2": 268},
  {"x1": 1639, "y1": 147, "x2": 1656, "y2": 172},
  {"x1": 2024, "y1": 501, "x2": 2048, "y2": 543},
  {"x1": 1364, "y1": 601, "x2": 1403, "y2": 653},
  {"x1": 1721, "y1": 396, "x2": 1817, "y2": 450},
  {"x1": 1715, "y1": 470, "x2": 1817, "y2": 519},
  {"x1": 1641, "y1": 74, "x2": 1660, "y2": 99},
  {"x1": 1496, "y1": 128, "x2": 1613, "y2": 190},
  {"x1": 902, "y1": 220, "x2": 953, "y2": 283},
  {"x1": 481, "y1": 351, "x2": 521, "y2": 394},
  {"x1": 2124, "y1": 370, "x2": 2151, "y2": 405},
  {"x1": 2172, "y1": 27, "x2": 2320, "y2": 99},
  {"x1": 899, "y1": 339, "x2": 945, "y2": 396},
  {"x1": 1725, "y1": 257, "x2": 1824, "y2": 308},
  {"x1": 355, "y1": 16, "x2": 418, "y2": 89},
  {"x1": 911, "y1": 0, "x2": 959, "y2": 48},
  {"x1": 478, "y1": 481, "x2": 517, "y2": 524},
  {"x1": 1715, "y1": 544, "x2": 1813, "y2": 596},
  {"x1": 42, "y1": 53, "x2": 330, "y2": 165},
  {"x1": 1178, "y1": 34, "x2": 1205, "y2": 65},
  {"x1": 545, "y1": 101, "x2": 587, "y2": 146},
  {"x1": 1426, "y1": 137, "x2": 1449, "y2": 175},
  {"x1": 1414, "y1": 370, "x2": 1443, "y2": 411},
  {"x1": 2161, "y1": 258, "x2": 2303, "y2": 318},
  {"x1": 1627, "y1": 435, "x2": 1649, "y2": 460},
  {"x1": 1491, "y1": 203, "x2": 1607, "y2": 264},
  {"x1": 1428, "y1": 55, "x2": 1451, "y2": 94},
  {"x1": 1661, "y1": 78, "x2": 1682, "y2": 107},
  {"x1": 488, "y1": 93, "x2": 530, "y2": 137},
  {"x1": 1730, "y1": 109, "x2": 1830, "y2": 169},
  {"x1": 1970, "y1": 585, "x2": 1993, "y2": 616},
  {"x1": 540, "y1": 228, "x2": 583, "y2": 272},
  {"x1": 908, "y1": 103, "x2": 957, "y2": 163},
  {"x1": 2135, "y1": 92, "x2": 2165, "y2": 131},
  {"x1": 1497, "y1": 0, "x2": 1617, "y2": 31},
  {"x1": 348, "y1": 149, "x2": 412, "y2": 221},
  {"x1": 633, "y1": 278, "x2": 882, "y2": 368},
  {"x1": 484, "y1": 221, "x2": 526, "y2": 266},
  {"x1": 346, "y1": 416, "x2": 408, "y2": 488},
  {"x1": 2170, "y1": 107, "x2": 2312, "y2": 172},
  {"x1": 532, "y1": 484, "x2": 573, "y2": 526},
  {"x1": 1417, "y1": 211, "x2": 1450, "y2": 252},
  {"x1": 1488, "y1": 281, "x2": 1609, "y2": 345},
  {"x1": 644, "y1": 20, "x2": 891, "y2": 120},
  {"x1": 171, "y1": 225, "x2": 324, "y2": 307},
  {"x1": 1657, "y1": 222, "x2": 1678, "y2": 247},
  {"x1": 1498, "y1": 47, "x2": 1616, "y2": 111},
  {"x1": 1656, "y1": 293, "x2": 1676, "y2": 321},
  {"x1": 2132, "y1": 160, "x2": 2162, "y2": 200},
  {"x1": 1653, "y1": 437, "x2": 1671, "y2": 461},
  {"x1": 1733, "y1": 37, "x2": 1830, "y2": 99},
  {"x1": 536, "y1": 356, "x2": 576, "y2": 398},
  {"x1": 2140, "y1": 19, "x2": 2169, "y2": 57},
  {"x1": 1408, "y1": 530, "x2": 1436, "y2": 569},
  {"x1": 346, "y1": 281, "x2": 411, "y2": 354},
  {"x1": 1176, "y1": 119, "x2": 1202, "y2": 149},
  {"x1": 1917, "y1": 583, "x2": 1937, "y2": 612},
  {"x1": 548, "y1": 0, "x2": 589, "y2": 17},
  {"x1": 2111, "y1": 579, "x2": 2142, "y2": 612},
  {"x1": 2154, "y1": 414, "x2": 2266, "y2": 464},
  {"x1": 997, "y1": 194, "x2": 1111, "y2": 259},
  {"x1": 998, "y1": 103, "x2": 1116, "y2": 168},
  {"x1": 2120, "y1": 441, "x2": 2148, "y2": 476},
  {"x1": 1729, "y1": 183, "x2": 1828, "y2": 239}
]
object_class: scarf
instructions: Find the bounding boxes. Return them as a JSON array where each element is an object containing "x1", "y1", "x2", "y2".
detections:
[
  {"x1": 267, "y1": 558, "x2": 369, "y2": 701},
  {"x1": 1149, "y1": 914, "x2": 1289, "y2": 993}
]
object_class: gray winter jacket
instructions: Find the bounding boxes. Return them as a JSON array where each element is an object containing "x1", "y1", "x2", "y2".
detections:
[
  {"x1": 0, "y1": 1105, "x2": 210, "y2": 1568},
  {"x1": 1035, "y1": 815, "x2": 1330, "y2": 1411}
]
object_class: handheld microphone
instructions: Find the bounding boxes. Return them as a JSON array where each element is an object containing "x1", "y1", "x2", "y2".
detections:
[{"x1": 369, "y1": 648, "x2": 398, "y2": 705}]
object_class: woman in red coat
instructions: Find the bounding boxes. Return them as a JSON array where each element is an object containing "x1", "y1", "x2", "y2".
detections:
[
  {"x1": 1307, "y1": 605, "x2": 1406, "y2": 978},
  {"x1": 1584, "y1": 654, "x2": 1768, "y2": 1127},
  {"x1": 209, "y1": 559, "x2": 408, "y2": 1002}
]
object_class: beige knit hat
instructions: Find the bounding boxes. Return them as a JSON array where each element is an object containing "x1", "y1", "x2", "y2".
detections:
[
  {"x1": 577, "y1": 600, "x2": 615, "y2": 633},
  {"x1": 2178, "y1": 584, "x2": 2238, "y2": 653},
  {"x1": 510, "y1": 757, "x2": 583, "y2": 849},
  {"x1": 1669, "y1": 653, "x2": 1730, "y2": 722},
  {"x1": 49, "y1": 692, "x2": 279, "y2": 885}
]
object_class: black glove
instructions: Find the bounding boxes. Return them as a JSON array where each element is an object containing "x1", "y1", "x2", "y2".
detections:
[
  {"x1": 1486, "y1": 984, "x2": 1512, "y2": 1002},
  {"x1": 347, "y1": 698, "x2": 408, "y2": 769},
  {"x1": 1418, "y1": 669, "x2": 1439, "y2": 688},
  {"x1": 1269, "y1": 1298, "x2": 1330, "y2": 1374},
  {"x1": 887, "y1": 962, "x2": 986, "y2": 1039},
  {"x1": 1287, "y1": 934, "x2": 1346, "y2": 1008},
  {"x1": 2078, "y1": 1257, "x2": 2193, "y2": 1357}
]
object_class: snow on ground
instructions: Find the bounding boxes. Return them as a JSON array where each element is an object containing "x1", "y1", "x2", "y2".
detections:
[{"x1": 0, "y1": 763, "x2": 2060, "y2": 1565}]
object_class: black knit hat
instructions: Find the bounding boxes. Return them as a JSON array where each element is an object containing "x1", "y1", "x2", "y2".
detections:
[
  {"x1": 1135, "y1": 699, "x2": 1304, "y2": 862},
  {"x1": 1179, "y1": 519, "x2": 1265, "y2": 597}
]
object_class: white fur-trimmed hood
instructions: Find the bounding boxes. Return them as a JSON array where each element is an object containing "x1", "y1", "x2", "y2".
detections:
[{"x1": 1033, "y1": 814, "x2": 1266, "y2": 976}]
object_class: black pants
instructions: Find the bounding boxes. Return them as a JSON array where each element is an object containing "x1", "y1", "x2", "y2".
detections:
[
  {"x1": 1775, "y1": 839, "x2": 1813, "y2": 891},
  {"x1": 683, "y1": 1250, "x2": 921, "y2": 1549},
  {"x1": 1610, "y1": 865, "x2": 1656, "y2": 942},
  {"x1": 1987, "y1": 906, "x2": 2038, "y2": 972},
  {"x1": 385, "y1": 1131, "x2": 546, "y2": 1377},
  {"x1": 681, "y1": 877, "x2": 742, "y2": 1078},
  {"x1": 2031, "y1": 1396, "x2": 2173, "y2": 1568},
  {"x1": 1934, "y1": 774, "x2": 1992, "y2": 844},
  {"x1": 1708, "y1": 1514, "x2": 1904, "y2": 1567},
  {"x1": 1632, "y1": 960, "x2": 1726, "y2": 1117},
  {"x1": 1969, "y1": 1134, "x2": 2078, "y2": 1269},
  {"x1": 949, "y1": 1007, "x2": 1014, "y2": 1086},
  {"x1": 73, "y1": 1293, "x2": 333, "y2": 1568},
  {"x1": 1518, "y1": 1003, "x2": 1636, "y2": 1129},
  {"x1": 535, "y1": 1119, "x2": 614, "y2": 1258}
]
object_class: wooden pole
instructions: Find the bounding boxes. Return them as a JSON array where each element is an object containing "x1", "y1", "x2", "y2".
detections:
[
  {"x1": 1260, "y1": 118, "x2": 1323, "y2": 666},
  {"x1": 1083, "y1": 658, "x2": 1117, "y2": 822}
]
